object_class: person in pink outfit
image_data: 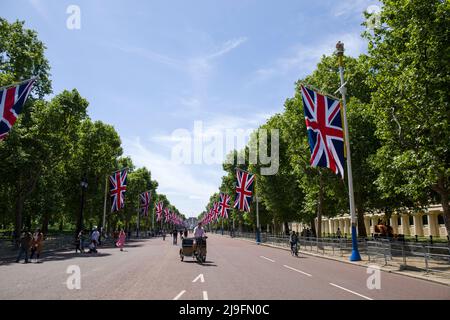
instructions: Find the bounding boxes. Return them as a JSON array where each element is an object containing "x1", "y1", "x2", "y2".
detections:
[{"x1": 116, "y1": 229, "x2": 126, "y2": 251}]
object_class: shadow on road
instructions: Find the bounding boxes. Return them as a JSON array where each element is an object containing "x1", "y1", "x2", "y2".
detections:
[
  {"x1": 180, "y1": 260, "x2": 218, "y2": 267},
  {"x1": 0, "y1": 249, "x2": 112, "y2": 266}
]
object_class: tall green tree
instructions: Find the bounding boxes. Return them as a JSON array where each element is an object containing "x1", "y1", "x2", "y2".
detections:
[{"x1": 364, "y1": 0, "x2": 450, "y2": 234}]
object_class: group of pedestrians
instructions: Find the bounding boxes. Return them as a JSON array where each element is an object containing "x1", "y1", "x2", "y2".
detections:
[
  {"x1": 16, "y1": 229, "x2": 44, "y2": 263},
  {"x1": 171, "y1": 228, "x2": 189, "y2": 245},
  {"x1": 75, "y1": 227, "x2": 101, "y2": 254}
]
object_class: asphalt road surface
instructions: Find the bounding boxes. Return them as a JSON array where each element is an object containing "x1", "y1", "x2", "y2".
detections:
[{"x1": 0, "y1": 234, "x2": 449, "y2": 300}]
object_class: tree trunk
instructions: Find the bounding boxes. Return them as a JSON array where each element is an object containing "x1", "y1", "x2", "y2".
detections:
[
  {"x1": 432, "y1": 176, "x2": 449, "y2": 238},
  {"x1": 284, "y1": 221, "x2": 289, "y2": 235},
  {"x1": 14, "y1": 194, "x2": 25, "y2": 240},
  {"x1": 41, "y1": 212, "x2": 50, "y2": 235},
  {"x1": 439, "y1": 191, "x2": 450, "y2": 238},
  {"x1": 310, "y1": 216, "x2": 316, "y2": 237},
  {"x1": 356, "y1": 205, "x2": 367, "y2": 237}
]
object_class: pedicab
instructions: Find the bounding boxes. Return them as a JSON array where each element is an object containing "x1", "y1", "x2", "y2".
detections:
[{"x1": 179, "y1": 236, "x2": 207, "y2": 263}]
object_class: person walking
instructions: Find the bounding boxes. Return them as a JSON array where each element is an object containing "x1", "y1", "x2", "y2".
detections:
[
  {"x1": 172, "y1": 229, "x2": 178, "y2": 245},
  {"x1": 30, "y1": 228, "x2": 44, "y2": 263},
  {"x1": 116, "y1": 229, "x2": 126, "y2": 251},
  {"x1": 16, "y1": 230, "x2": 32, "y2": 263},
  {"x1": 183, "y1": 228, "x2": 188, "y2": 238},
  {"x1": 75, "y1": 230, "x2": 85, "y2": 253},
  {"x1": 336, "y1": 227, "x2": 342, "y2": 239},
  {"x1": 89, "y1": 227, "x2": 100, "y2": 253}
]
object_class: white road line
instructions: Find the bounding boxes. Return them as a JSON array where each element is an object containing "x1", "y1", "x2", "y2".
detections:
[
  {"x1": 203, "y1": 291, "x2": 208, "y2": 300},
  {"x1": 259, "y1": 256, "x2": 275, "y2": 262},
  {"x1": 173, "y1": 290, "x2": 186, "y2": 300},
  {"x1": 329, "y1": 283, "x2": 373, "y2": 300},
  {"x1": 192, "y1": 274, "x2": 205, "y2": 283},
  {"x1": 283, "y1": 265, "x2": 312, "y2": 277}
]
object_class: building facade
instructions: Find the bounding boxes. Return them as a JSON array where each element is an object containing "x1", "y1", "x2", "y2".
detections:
[{"x1": 291, "y1": 205, "x2": 448, "y2": 238}]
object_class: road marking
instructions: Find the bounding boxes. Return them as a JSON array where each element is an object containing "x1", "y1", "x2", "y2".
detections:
[
  {"x1": 283, "y1": 265, "x2": 312, "y2": 277},
  {"x1": 203, "y1": 291, "x2": 208, "y2": 300},
  {"x1": 192, "y1": 274, "x2": 205, "y2": 283},
  {"x1": 329, "y1": 283, "x2": 373, "y2": 300},
  {"x1": 260, "y1": 256, "x2": 275, "y2": 262},
  {"x1": 173, "y1": 290, "x2": 186, "y2": 300}
]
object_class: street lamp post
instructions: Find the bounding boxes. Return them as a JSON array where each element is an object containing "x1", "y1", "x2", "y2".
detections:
[
  {"x1": 77, "y1": 176, "x2": 88, "y2": 237},
  {"x1": 256, "y1": 196, "x2": 261, "y2": 244},
  {"x1": 336, "y1": 41, "x2": 361, "y2": 261}
]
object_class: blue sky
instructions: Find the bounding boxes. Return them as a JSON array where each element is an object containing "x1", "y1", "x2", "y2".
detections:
[{"x1": 3, "y1": 0, "x2": 377, "y2": 217}]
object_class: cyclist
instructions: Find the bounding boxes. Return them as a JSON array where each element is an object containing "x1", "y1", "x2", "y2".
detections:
[
  {"x1": 289, "y1": 231, "x2": 299, "y2": 256},
  {"x1": 193, "y1": 222, "x2": 206, "y2": 255}
]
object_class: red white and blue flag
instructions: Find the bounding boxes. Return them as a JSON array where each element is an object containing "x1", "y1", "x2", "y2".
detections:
[
  {"x1": 155, "y1": 202, "x2": 163, "y2": 221},
  {"x1": 139, "y1": 191, "x2": 150, "y2": 217},
  {"x1": 0, "y1": 78, "x2": 36, "y2": 141},
  {"x1": 212, "y1": 202, "x2": 220, "y2": 220},
  {"x1": 109, "y1": 169, "x2": 128, "y2": 212},
  {"x1": 219, "y1": 193, "x2": 231, "y2": 218},
  {"x1": 300, "y1": 85, "x2": 345, "y2": 178},
  {"x1": 234, "y1": 169, "x2": 255, "y2": 212},
  {"x1": 164, "y1": 208, "x2": 170, "y2": 223}
]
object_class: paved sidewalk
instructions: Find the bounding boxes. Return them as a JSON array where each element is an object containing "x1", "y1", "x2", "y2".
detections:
[{"x1": 230, "y1": 235, "x2": 450, "y2": 286}]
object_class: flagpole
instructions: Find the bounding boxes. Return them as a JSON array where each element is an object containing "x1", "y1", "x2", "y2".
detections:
[
  {"x1": 137, "y1": 196, "x2": 141, "y2": 238},
  {"x1": 256, "y1": 195, "x2": 261, "y2": 244},
  {"x1": 102, "y1": 176, "x2": 108, "y2": 235},
  {"x1": 336, "y1": 41, "x2": 361, "y2": 261},
  {"x1": 0, "y1": 77, "x2": 37, "y2": 91}
]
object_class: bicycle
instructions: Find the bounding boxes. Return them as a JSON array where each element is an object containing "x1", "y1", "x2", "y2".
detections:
[{"x1": 290, "y1": 242, "x2": 298, "y2": 257}]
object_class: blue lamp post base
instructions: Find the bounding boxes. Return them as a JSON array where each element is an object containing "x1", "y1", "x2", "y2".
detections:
[
  {"x1": 349, "y1": 225, "x2": 361, "y2": 261},
  {"x1": 256, "y1": 229, "x2": 261, "y2": 244}
]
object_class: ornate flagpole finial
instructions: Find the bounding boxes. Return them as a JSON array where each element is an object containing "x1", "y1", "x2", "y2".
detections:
[
  {"x1": 336, "y1": 41, "x2": 345, "y2": 66},
  {"x1": 336, "y1": 41, "x2": 344, "y2": 55}
]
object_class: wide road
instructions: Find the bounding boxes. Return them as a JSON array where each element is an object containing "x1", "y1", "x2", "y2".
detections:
[{"x1": 0, "y1": 234, "x2": 449, "y2": 300}]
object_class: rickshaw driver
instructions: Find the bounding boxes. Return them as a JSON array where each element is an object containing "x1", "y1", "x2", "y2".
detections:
[{"x1": 193, "y1": 222, "x2": 206, "y2": 253}]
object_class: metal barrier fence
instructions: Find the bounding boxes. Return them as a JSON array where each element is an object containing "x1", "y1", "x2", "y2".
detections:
[{"x1": 228, "y1": 231, "x2": 450, "y2": 276}]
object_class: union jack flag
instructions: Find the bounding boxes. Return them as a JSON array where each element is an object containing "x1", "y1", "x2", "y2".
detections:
[
  {"x1": 164, "y1": 208, "x2": 170, "y2": 223},
  {"x1": 155, "y1": 202, "x2": 163, "y2": 221},
  {"x1": 139, "y1": 191, "x2": 150, "y2": 217},
  {"x1": 109, "y1": 169, "x2": 128, "y2": 212},
  {"x1": 212, "y1": 202, "x2": 220, "y2": 220},
  {"x1": 0, "y1": 78, "x2": 36, "y2": 141},
  {"x1": 207, "y1": 209, "x2": 214, "y2": 224},
  {"x1": 300, "y1": 85, "x2": 345, "y2": 178},
  {"x1": 234, "y1": 169, "x2": 255, "y2": 212},
  {"x1": 219, "y1": 193, "x2": 231, "y2": 218}
]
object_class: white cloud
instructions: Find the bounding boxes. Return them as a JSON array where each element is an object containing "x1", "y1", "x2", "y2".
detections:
[
  {"x1": 332, "y1": 0, "x2": 379, "y2": 17},
  {"x1": 29, "y1": 0, "x2": 49, "y2": 20},
  {"x1": 152, "y1": 112, "x2": 270, "y2": 147},
  {"x1": 122, "y1": 136, "x2": 218, "y2": 217},
  {"x1": 251, "y1": 32, "x2": 367, "y2": 83},
  {"x1": 206, "y1": 37, "x2": 248, "y2": 59},
  {"x1": 111, "y1": 44, "x2": 182, "y2": 69}
]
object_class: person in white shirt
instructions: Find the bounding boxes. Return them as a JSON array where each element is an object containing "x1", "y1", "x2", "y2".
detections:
[
  {"x1": 193, "y1": 222, "x2": 205, "y2": 238},
  {"x1": 90, "y1": 227, "x2": 100, "y2": 253},
  {"x1": 193, "y1": 222, "x2": 206, "y2": 252}
]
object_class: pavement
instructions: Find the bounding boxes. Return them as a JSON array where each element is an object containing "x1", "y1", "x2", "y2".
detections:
[
  {"x1": 0, "y1": 234, "x2": 449, "y2": 300},
  {"x1": 237, "y1": 237, "x2": 450, "y2": 286}
]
